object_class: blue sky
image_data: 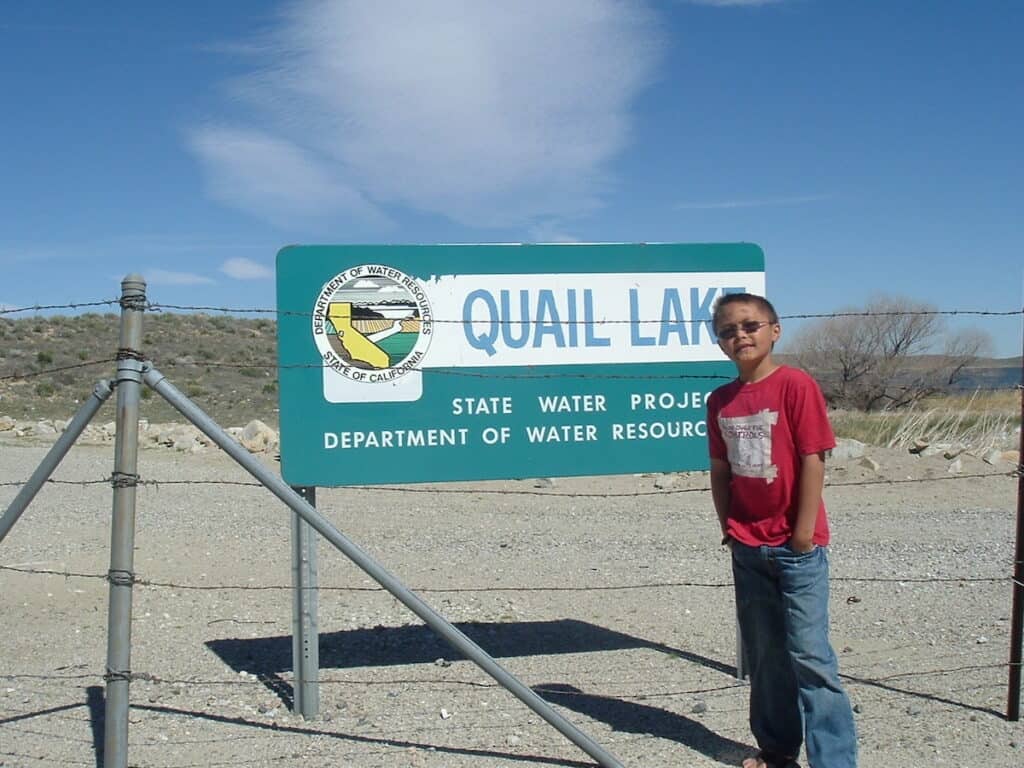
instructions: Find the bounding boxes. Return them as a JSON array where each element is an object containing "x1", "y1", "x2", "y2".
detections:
[{"x1": 2, "y1": 0, "x2": 1021, "y2": 355}]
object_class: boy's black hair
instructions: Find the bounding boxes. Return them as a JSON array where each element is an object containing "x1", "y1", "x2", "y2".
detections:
[{"x1": 711, "y1": 292, "x2": 779, "y2": 332}]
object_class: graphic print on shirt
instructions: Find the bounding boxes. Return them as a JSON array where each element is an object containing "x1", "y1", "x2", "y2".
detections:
[{"x1": 719, "y1": 408, "x2": 778, "y2": 483}]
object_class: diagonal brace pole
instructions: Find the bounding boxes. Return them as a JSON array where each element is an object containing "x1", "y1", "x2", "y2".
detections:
[
  {"x1": 143, "y1": 363, "x2": 625, "y2": 768},
  {"x1": 0, "y1": 379, "x2": 114, "y2": 545}
]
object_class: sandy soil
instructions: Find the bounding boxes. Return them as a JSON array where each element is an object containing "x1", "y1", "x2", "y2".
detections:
[{"x1": 1, "y1": 436, "x2": 1022, "y2": 767}]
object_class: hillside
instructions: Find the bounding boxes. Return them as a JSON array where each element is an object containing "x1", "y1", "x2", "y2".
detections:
[{"x1": 0, "y1": 313, "x2": 278, "y2": 426}]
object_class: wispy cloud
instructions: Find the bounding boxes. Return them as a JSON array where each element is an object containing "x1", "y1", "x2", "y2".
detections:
[
  {"x1": 188, "y1": 127, "x2": 391, "y2": 231},
  {"x1": 674, "y1": 194, "x2": 831, "y2": 210},
  {"x1": 220, "y1": 257, "x2": 273, "y2": 280},
  {"x1": 146, "y1": 269, "x2": 216, "y2": 286},
  {"x1": 189, "y1": 0, "x2": 661, "y2": 231}
]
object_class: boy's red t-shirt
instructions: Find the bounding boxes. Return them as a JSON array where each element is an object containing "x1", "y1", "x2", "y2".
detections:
[{"x1": 707, "y1": 365, "x2": 836, "y2": 547}]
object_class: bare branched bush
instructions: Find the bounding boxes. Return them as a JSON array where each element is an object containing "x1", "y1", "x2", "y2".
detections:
[{"x1": 787, "y1": 296, "x2": 994, "y2": 411}]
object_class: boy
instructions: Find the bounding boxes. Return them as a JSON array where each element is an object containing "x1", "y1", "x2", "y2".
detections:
[{"x1": 706, "y1": 293, "x2": 857, "y2": 768}]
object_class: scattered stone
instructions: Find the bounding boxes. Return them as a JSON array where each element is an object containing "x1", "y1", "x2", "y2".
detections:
[
  {"x1": 982, "y1": 449, "x2": 1004, "y2": 466},
  {"x1": 439, "y1": 708, "x2": 452, "y2": 720},
  {"x1": 909, "y1": 438, "x2": 930, "y2": 454},
  {"x1": 858, "y1": 456, "x2": 880, "y2": 472},
  {"x1": 976, "y1": 636, "x2": 989, "y2": 644},
  {"x1": 532, "y1": 477, "x2": 554, "y2": 488},
  {"x1": 1003, "y1": 450, "x2": 1020, "y2": 465},
  {"x1": 691, "y1": 700, "x2": 708, "y2": 714},
  {"x1": 433, "y1": 658, "x2": 451, "y2": 668},
  {"x1": 506, "y1": 734, "x2": 521, "y2": 747},
  {"x1": 947, "y1": 458, "x2": 962, "y2": 474},
  {"x1": 920, "y1": 442, "x2": 951, "y2": 457},
  {"x1": 942, "y1": 444, "x2": 966, "y2": 459},
  {"x1": 0, "y1": 416, "x2": 15, "y2": 431}
]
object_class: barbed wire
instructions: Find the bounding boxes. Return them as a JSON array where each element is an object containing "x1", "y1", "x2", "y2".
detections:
[
  {"x1": 0, "y1": 469, "x2": 1016, "y2": 494},
  {"x1": 0, "y1": 562, "x2": 1009, "y2": 593},
  {"x1": 0, "y1": 299, "x2": 1018, "y2": 323},
  {"x1": 0, "y1": 358, "x2": 116, "y2": 382},
  {"x1": 3, "y1": 352, "x2": 1022, "y2": 387},
  {"x1": 0, "y1": 299, "x2": 120, "y2": 316},
  {"x1": 0, "y1": 660, "x2": 1013, "y2": 692},
  {"x1": 142, "y1": 302, "x2": 1024, "y2": 322}
]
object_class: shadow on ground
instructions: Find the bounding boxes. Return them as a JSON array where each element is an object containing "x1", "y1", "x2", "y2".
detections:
[
  {"x1": 206, "y1": 618, "x2": 735, "y2": 677},
  {"x1": 206, "y1": 618, "x2": 748, "y2": 761}
]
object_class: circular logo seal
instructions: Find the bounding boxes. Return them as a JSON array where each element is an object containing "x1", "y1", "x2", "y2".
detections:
[{"x1": 312, "y1": 265, "x2": 433, "y2": 383}]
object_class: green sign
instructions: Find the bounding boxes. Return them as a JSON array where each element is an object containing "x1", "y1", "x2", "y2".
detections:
[{"x1": 276, "y1": 243, "x2": 764, "y2": 486}]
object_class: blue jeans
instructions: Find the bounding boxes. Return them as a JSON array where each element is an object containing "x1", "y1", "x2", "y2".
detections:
[{"x1": 731, "y1": 542, "x2": 857, "y2": 768}]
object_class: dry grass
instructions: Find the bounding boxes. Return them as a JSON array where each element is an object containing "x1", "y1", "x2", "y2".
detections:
[{"x1": 831, "y1": 388, "x2": 1022, "y2": 450}]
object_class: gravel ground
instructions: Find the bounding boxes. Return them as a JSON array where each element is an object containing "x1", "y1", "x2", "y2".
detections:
[{"x1": 1, "y1": 436, "x2": 1022, "y2": 767}]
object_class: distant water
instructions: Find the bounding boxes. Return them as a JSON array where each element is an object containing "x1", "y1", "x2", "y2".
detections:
[{"x1": 957, "y1": 366, "x2": 1021, "y2": 390}]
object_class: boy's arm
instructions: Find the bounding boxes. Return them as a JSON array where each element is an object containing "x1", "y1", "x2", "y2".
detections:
[
  {"x1": 709, "y1": 458, "x2": 732, "y2": 543},
  {"x1": 792, "y1": 450, "x2": 826, "y2": 552}
]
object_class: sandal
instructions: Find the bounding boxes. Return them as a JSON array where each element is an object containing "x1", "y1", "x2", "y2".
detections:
[{"x1": 743, "y1": 751, "x2": 801, "y2": 768}]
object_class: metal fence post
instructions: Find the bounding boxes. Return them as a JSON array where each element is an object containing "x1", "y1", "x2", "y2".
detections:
[
  {"x1": 1007, "y1": 331, "x2": 1024, "y2": 721},
  {"x1": 103, "y1": 274, "x2": 146, "y2": 768},
  {"x1": 291, "y1": 486, "x2": 320, "y2": 718}
]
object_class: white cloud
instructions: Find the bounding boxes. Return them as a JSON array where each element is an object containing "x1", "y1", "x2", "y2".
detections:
[
  {"x1": 190, "y1": 0, "x2": 661, "y2": 230},
  {"x1": 220, "y1": 257, "x2": 274, "y2": 280},
  {"x1": 146, "y1": 269, "x2": 216, "y2": 286}
]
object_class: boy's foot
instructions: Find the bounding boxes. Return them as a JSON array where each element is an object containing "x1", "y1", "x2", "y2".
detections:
[{"x1": 741, "y1": 751, "x2": 800, "y2": 768}]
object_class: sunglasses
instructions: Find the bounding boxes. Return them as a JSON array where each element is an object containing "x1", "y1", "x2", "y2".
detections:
[{"x1": 715, "y1": 320, "x2": 774, "y2": 341}]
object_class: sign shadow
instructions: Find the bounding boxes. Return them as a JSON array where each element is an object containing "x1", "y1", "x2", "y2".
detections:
[{"x1": 206, "y1": 618, "x2": 737, "y2": 702}]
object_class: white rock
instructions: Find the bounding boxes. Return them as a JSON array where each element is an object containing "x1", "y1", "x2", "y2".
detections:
[
  {"x1": 830, "y1": 439, "x2": 866, "y2": 461},
  {"x1": 239, "y1": 419, "x2": 278, "y2": 453}
]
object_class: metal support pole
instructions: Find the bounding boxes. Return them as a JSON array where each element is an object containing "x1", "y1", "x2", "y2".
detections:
[
  {"x1": 291, "y1": 486, "x2": 320, "y2": 718},
  {"x1": 0, "y1": 380, "x2": 113, "y2": 545},
  {"x1": 1007, "y1": 336, "x2": 1024, "y2": 720},
  {"x1": 144, "y1": 364, "x2": 625, "y2": 768},
  {"x1": 103, "y1": 275, "x2": 146, "y2": 768}
]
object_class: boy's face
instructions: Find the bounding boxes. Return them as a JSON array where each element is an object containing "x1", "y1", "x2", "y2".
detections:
[{"x1": 714, "y1": 301, "x2": 781, "y2": 369}]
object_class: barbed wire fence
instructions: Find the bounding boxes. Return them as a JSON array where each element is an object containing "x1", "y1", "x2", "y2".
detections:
[{"x1": 1, "y1": 292, "x2": 1022, "y2": 767}]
